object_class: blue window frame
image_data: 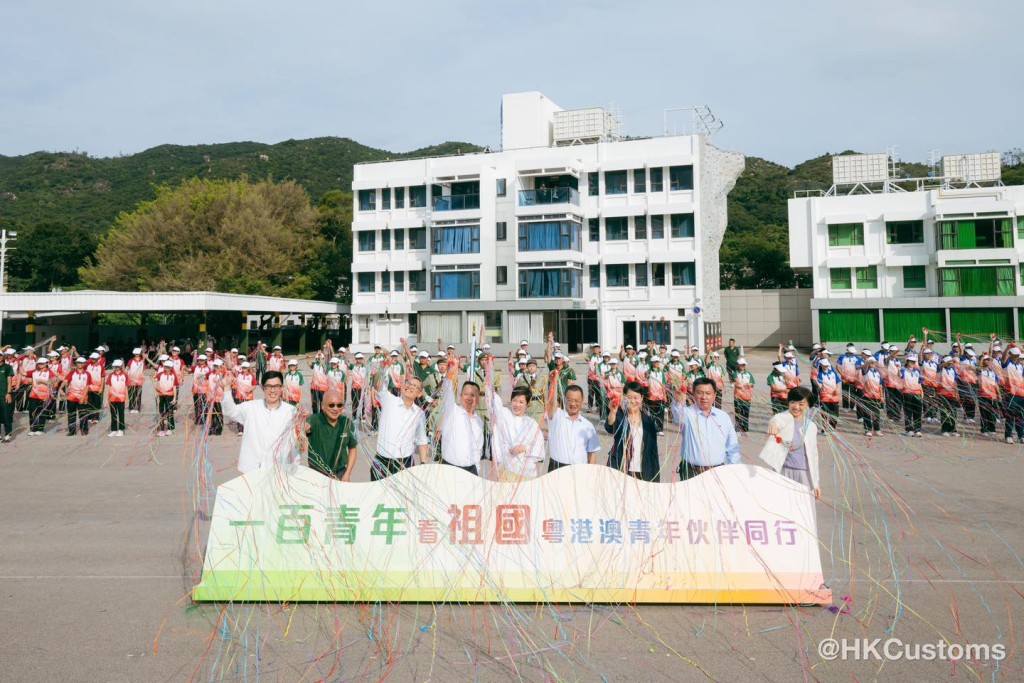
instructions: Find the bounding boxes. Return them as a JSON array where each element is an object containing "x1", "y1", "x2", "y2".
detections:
[
  {"x1": 517, "y1": 221, "x2": 582, "y2": 251},
  {"x1": 670, "y1": 213, "x2": 694, "y2": 238},
  {"x1": 432, "y1": 271, "x2": 480, "y2": 300},
  {"x1": 432, "y1": 225, "x2": 480, "y2": 254}
]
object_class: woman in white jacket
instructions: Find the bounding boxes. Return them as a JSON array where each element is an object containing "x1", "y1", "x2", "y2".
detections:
[
  {"x1": 758, "y1": 386, "x2": 821, "y2": 499},
  {"x1": 484, "y1": 360, "x2": 546, "y2": 482}
]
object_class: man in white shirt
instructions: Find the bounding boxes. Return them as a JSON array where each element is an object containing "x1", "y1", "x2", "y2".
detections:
[
  {"x1": 373, "y1": 368, "x2": 429, "y2": 480},
  {"x1": 545, "y1": 373, "x2": 600, "y2": 470},
  {"x1": 439, "y1": 360, "x2": 485, "y2": 475},
  {"x1": 220, "y1": 370, "x2": 298, "y2": 474}
]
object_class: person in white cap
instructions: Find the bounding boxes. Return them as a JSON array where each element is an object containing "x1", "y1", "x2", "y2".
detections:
[
  {"x1": 348, "y1": 353, "x2": 369, "y2": 426},
  {"x1": 83, "y1": 352, "x2": 106, "y2": 424},
  {"x1": 126, "y1": 348, "x2": 146, "y2": 414},
  {"x1": 900, "y1": 355, "x2": 924, "y2": 437},
  {"x1": 206, "y1": 359, "x2": 227, "y2": 436},
  {"x1": 837, "y1": 344, "x2": 861, "y2": 411},
  {"x1": 860, "y1": 357, "x2": 885, "y2": 437},
  {"x1": 702, "y1": 351, "x2": 725, "y2": 409},
  {"x1": 26, "y1": 354, "x2": 57, "y2": 435},
  {"x1": 0, "y1": 349, "x2": 14, "y2": 441},
  {"x1": 153, "y1": 360, "x2": 178, "y2": 436},
  {"x1": 385, "y1": 349, "x2": 405, "y2": 396},
  {"x1": 816, "y1": 358, "x2": 841, "y2": 430},
  {"x1": 1001, "y1": 347, "x2": 1024, "y2": 443},
  {"x1": 307, "y1": 353, "x2": 329, "y2": 414},
  {"x1": 283, "y1": 359, "x2": 304, "y2": 406},
  {"x1": 105, "y1": 360, "x2": 128, "y2": 436},
  {"x1": 266, "y1": 346, "x2": 286, "y2": 374},
  {"x1": 168, "y1": 346, "x2": 185, "y2": 404},
  {"x1": 326, "y1": 357, "x2": 346, "y2": 396},
  {"x1": 732, "y1": 358, "x2": 755, "y2": 433},
  {"x1": 220, "y1": 369, "x2": 299, "y2": 474},
  {"x1": 60, "y1": 357, "x2": 92, "y2": 436},
  {"x1": 920, "y1": 348, "x2": 940, "y2": 424},
  {"x1": 779, "y1": 347, "x2": 801, "y2": 391},
  {"x1": 545, "y1": 332, "x2": 576, "y2": 405},
  {"x1": 191, "y1": 354, "x2": 212, "y2": 425},
  {"x1": 955, "y1": 336, "x2": 979, "y2": 425},
  {"x1": 602, "y1": 358, "x2": 625, "y2": 419},
  {"x1": 976, "y1": 355, "x2": 1000, "y2": 437},
  {"x1": 683, "y1": 359, "x2": 704, "y2": 396},
  {"x1": 231, "y1": 362, "x2": 258, "y2": 435},
  {"x1": 645, "y1": 356, "x2": 669, "y2": 435},
  {"x1": 936, "y1": 355, "x2": 960, "y2": 436},
  {"x1": 768, "y1": 362, "x2": 789, "y2": 414}
]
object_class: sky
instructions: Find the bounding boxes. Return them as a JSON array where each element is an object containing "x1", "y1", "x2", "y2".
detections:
[{"x1": 2, "y1": 0, "x2": 1020, "y2": 168}]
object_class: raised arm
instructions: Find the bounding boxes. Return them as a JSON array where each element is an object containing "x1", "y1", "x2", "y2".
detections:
[{"x1": 545, "y1": 368, "x2": 560, "y2": 420}]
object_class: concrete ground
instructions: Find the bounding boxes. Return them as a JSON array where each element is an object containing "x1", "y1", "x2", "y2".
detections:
[{"x1": 1, "y1": 349, "x2": 1022, "y2": 681}]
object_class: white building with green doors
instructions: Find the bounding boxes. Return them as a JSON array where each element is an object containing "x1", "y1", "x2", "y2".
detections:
[
  {"x1": 788, "y1": 153, "x2": 1024, "y2": 346},
  {"x1": 349, "y1": 92, "x2": 745, "y2": 354}
]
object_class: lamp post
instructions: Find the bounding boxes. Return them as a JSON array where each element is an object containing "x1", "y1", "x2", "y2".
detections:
[{"x1": 0, "y1": 229, "x2": 17, "y2": 345}]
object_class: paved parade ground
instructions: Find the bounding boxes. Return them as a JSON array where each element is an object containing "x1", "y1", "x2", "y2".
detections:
[{"x1": 2, "y1": 350, "x2": 1022, "y2": 681}]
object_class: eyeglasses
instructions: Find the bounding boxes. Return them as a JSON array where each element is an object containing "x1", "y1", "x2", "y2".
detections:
[
  {"x1": 325, "y1": 402, "x2": 344, "y2": 408},
  {"x1": 263, "y1": 383, "x2": 283, "y2": 389}
]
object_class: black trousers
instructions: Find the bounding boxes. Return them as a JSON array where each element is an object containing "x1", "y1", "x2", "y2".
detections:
[
  {"x1": 109, "y1": 401, "x2": 125, "y2": 432},
  {"x1": 158, "y1": 395, "x2": 175, "y2": 431},
  {"x1": 28, "y1": 397, "x2": 48, "y2": 433},
  {"x1": 193, "y1": 393, "x2": 207, "y2": 424},
  {"x1": 88, "y1": 390, "x2": 103, "y2": 421},
  {"x1": 1004, "y1": 395, "x2": 1024, "y2": 440},
  {"x1": 587, "y1": 379, "x2": 600, "y2": 409},
  {"x1": 311, "y1": 389, "x2": 324, "y2": 414},
  {"x1": 371, "y1": 454, "x2": 413, "y2": 481},
  {"x1": 771, "y1": 396, "x2": 787, "y2": 415},
  {"x1": 820, "y1": 401, "x2": 838, "y2": 429},
  {"x1": 884, "y1": 387, "x2": 902, "y2": 420},
  {"x1": 209, "y1": 401, "x2": 223, "y2": 435},
  {"x1": 714, "y1": 390, "x2": 723, "y2": 409},
  {"x1": 938, "y1": 394, "x2": 959, "y2": 433},
  {"x1": 959, "y1": 386, "x2": 977, "y2": 420},
  {"x1": 67, "y1": 401, "x2": 89, "y2": 435},
  {"x1": 678, "y1": 461, "x2": 722, "y2": 481},
  {"x1": 842, "y1": 383, "x2": 856, "y2": 410},
  {"x1": 128, "y1": 385, "x2": 142, "y2": 412},
  {"x1": 978, "y1": 396, "x2": 999, "y2": 434},
  {"x1": 923, "y1": 386, "x2": 938, "y2": 419},
  {"x1": 0, "y1": 398, "x2": 12, "y2": 436},
  {"x1": 861, "y1": 398, "x2": 882, "y2": 432},
  {"x1": 902, "y1": 393, "x2": 922, "y2": 433},
  {"x1": 548, "y1": 459, "x2": 571, "y2": 472},
  {"x1": 442, "y1": 460, "x2": 478, "y2": 476},
  {"x1": 734, "y1": 399, "x2": 750, "y2": 432}
]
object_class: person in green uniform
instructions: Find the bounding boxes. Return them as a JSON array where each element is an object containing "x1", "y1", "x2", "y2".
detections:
[
  {"x1": 724, "y1": 338, "x2": 741, "y2": 380},
  {"x1": 254, "y1": 342, "x2": 268, "y2": 384},
  {"x1": 517, "y1": 358, "x2": 547, "y2": 421},
  {"x1": 0, "y1": 354, "x2": 14, "y2": 442},
  {"x1": 304, "y1": 389, "x2": 358, "y2": 481}
]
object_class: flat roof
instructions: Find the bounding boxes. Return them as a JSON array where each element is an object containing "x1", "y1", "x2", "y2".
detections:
[{"x1": 0, "y1": 291, "x2": 348, "y2": 315}]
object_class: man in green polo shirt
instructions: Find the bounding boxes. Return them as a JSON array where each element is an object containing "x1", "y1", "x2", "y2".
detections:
[
  {"x1": 0, "y1": 352, "x2": 13, "y2": 442},
  {"x1": 304, "y1": 389, "x2": 358, "y2": 481}
]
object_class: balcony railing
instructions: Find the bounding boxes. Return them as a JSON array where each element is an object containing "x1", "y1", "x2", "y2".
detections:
[
  {"x1": 517, "y1": 187, "x2": 580, "y2": 207},
  {"x1": 432, "y1": 194, "x2": 480, "y2": 212}
]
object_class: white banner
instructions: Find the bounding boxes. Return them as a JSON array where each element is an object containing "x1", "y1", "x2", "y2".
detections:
[{"x1": 194, "y1": 464, "x2": 831, "y2": 604}]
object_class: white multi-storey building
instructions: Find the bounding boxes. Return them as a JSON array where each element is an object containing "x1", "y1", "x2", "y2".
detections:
[
  {"x1": 789, "y1": 152, "x2": 1024, "y2": 344},
  {"x1": 350, "y1": 92, "x2": 744, "y2": 353}
]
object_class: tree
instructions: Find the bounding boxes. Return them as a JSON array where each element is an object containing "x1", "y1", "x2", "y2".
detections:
[
  {"x1": 6, "y1": 221, "x2": 96, "y2": 292},
  {"x1": 312, "y1": 190, "x2": 354, "y2": 302},
  {"x1": 79, "y1": 177, "x2": 326, "y2": 298}
]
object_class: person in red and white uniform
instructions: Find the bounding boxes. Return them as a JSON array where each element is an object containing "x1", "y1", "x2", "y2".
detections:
[
  {"x1": 191, "y1": 354, "x2": 212, "y2": 425},
  {"x1": 308, "y1": 353, "x2": 329, "y2": 414},
  {"x1": 283, "y1": 359, "x2": 304, "y2": 406},
  {"x1": 27, "y1": 358, "x2": 56, "y2": 435},
  {"x1": 899, "y1": 355, "x2": 924, "y2": 437},
  {"x1": 206, "y1": 359, "x2": 227, "y2": 436},
  {"x1": 16, "y1": 347, "x2": 38, "y2": 413},
  {"x1": 60, "y1": 357, "x2": 92, "y2": 436},
  {"x1": 232, "y1": 361, "x2": 257, "y2": 435},
  {"x1": 266, "y1": 346, "x2": 286, "y2": 374},
  {"x1": 153, "y1": 360, "x2": 178, "y2": 436},
  {"x1": 168, "y1": 346, "x2": 186, "y2": 404},
  {"x1": 816, "y1": 358, "x2": 842, "y2": 430},
  {"x1": 977, "y1": 355, "x2": 1002, "y2": 437},
  {"x1": 105, "y1": 359, "x2": 128, "y2": 436},
  {"x1": 126, "y1": 348, "x2": 146, "y2": 413},
  {"x1": 84, "y1": 352, "x2": 105, "y2": 424}
]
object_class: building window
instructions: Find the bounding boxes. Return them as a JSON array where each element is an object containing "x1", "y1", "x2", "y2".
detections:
[
  {"x1": 484, "y1": 311, "x2": 502, "y2": 342},
  {"x1": 588, "y1": 218, "x2": 600, "y2": 242},
  {"x1": 635, "y1": 263, "x2": 648, "y2": 287},
  {"x1": 886, "y1": 220, "x2": 924, "y2": 244},
  {"x1": 381, "y1": 188, "x2": 391, "y2": 210},
  {"x1": 432, "y1": 271, "x2": 480, "y2": 300},
  {"x1": 358, "y1": 272, "x2": 375, "y2": 293},
  {"x1": 587, "y1": 172, "x2": 599, "y2": 196},
  {"x1": 635, "y1": 215, "x2": 647, "y2": 239},
  {"x1": 855, "y1": 265, "x2": 877, "y2": 289},
  {"x1": 633, "y1": 169, "x2": 646, "y2": 193},
  {"x1": 496, "y1": 178, "x2": 507, "y2": 197},
  {"x1": 408, "y1": 313, "x2": 418, "y2": 334},
  {"x1": 497, "y1": 221, "x2": 507, "y2": 241},
  {"x1": 828, "y1": 223, "x2": 864, "y2": 247},
  {"x1": 381, "y1": 229, "x2": 391, "y2": 251},
  {"x1": 409, "y1": 269, "x2": 427, "y2": 292},
  {"x1": 358, "y1": 189, "x2": 376, "y2": 212},
  {"x1": 409, "y1": 227, "x2": 426, "y2": 250},
  {"x1": 605, "y1": 217, "x2": 628, "y2": 240},
  {"x1": 940, "y1": 266, "x2": 1015, "y2": 296},
  {"x1": 903, "y1": 265, "x2": 925, "y2": 289},
  {"x1": 605, "y1": 171, "x2": 627, "y2": 195},
  {"x1": 518, "y1": 220, "x2": 582, "y2": 251},
  {"x1": 650, "y1": 215, "x2": 665, "y2": 239},
  {"x1": 519, "y1": 268, "x2": 582, "y2": 298},
  {"x1": 606, "y1": 264, "x2": 629, "y2": 287},
  {"x1": 1018, "y1": 217, "x2": 1024, "y2": 240},
  {"x1": 409, "y1": 185, "x2": 427, "y2": 208},
  {"x1": 830, "y1": 267, "x2": 852, "y2": 290},
  {"x1": 358, "y1": 232, "x2": 376, "y2": 252},
  {"x1": 381, "y1": 271, "x2": 391, "y2": 292},
  {"x1": 394, "y1": 271, "x2": 405, "y2": 292},
  {"x1": 395, "y1": 187, "x2": 405, "y2": 209},
  {"x1": 671, "y1": 262, "x2": 696, "y2": 286},
  {"x1": 432, "y1": 225, "x2": 480, "y2": 254},
  {"x1": 669, "y1": 165, "x2": 694, "y2": 191},
  {"x1": 649, "y1": 167, "x2": 663, "y2": 192},
  {"x1": 670, "y1": 213, "x2": 694, "y2": 238},
  {"x1": 497, "y1": 265, "x2": 508, "y2": 285},
  {"x1": 589, "y1": 265, "x2": 600, "y2": 287},
  {"x1": 394, "y1": 229, "x2": 405, "y2": 250},
  {"x1": 652, "y1": 263, "x2": 666, "y2": 286},
  {"x1": 938, "y1": 218, "x2": 1013, "y2": 249}
]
